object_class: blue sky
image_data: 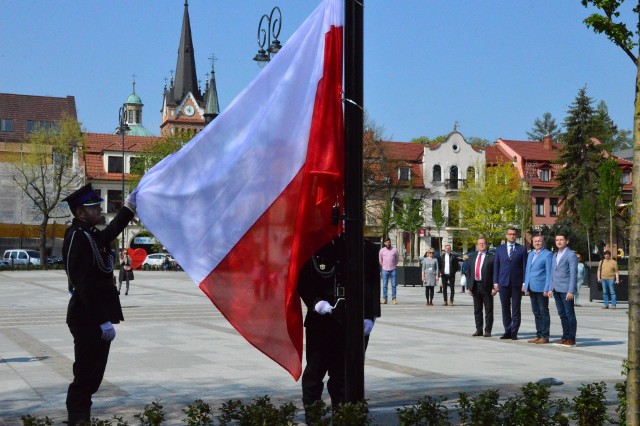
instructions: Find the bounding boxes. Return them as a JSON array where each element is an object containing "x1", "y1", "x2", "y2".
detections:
[{"x1": 1, "y1": 1, "x2": 636, "y2": 143}]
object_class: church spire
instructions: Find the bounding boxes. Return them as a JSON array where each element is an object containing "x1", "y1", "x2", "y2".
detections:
[
  {"x1": 174, "y1": 0, "x2": 200, "y2": 102},
  {"x1": 204, "y1": 55, "x2": 220, "y2": 123}
]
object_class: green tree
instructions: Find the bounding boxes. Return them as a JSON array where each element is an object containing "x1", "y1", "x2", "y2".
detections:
[
  {"x1": 598, "y1": 158, "x2": 622, "y2": 256},
  {"x1": 392, "y1": 190, "x2": 424, "y2": 261},
  {"x1": 578, "y1": 196, "x2": 598, "y2": 263},
  {"x1": 129, "y1": 132, "x2": 192, "y2": 186},
  {"x1": 581, "y1": 2, "x2": 640, "y2": 422},
  {"x1": 466, "y1": 136, "x2": 491, "y2": 148},
  {"x1": 554, "y1": 86, "x2": 605, "y2": 220},
  {"x1": 527, "y1": 112, "x2": 562, "y2": 141},
  {"x1": 410, "y1": 135, "x2": 447, "y2": 145},
  {"x1": 431, "y1": 199, "x2": 446, "y2": 251},
  {"x1": 457, "y1": 162, "x2": 520, "y2": 247},
  {"x1": 12, "y1": 115, "x2": 84, "y2": 268}
]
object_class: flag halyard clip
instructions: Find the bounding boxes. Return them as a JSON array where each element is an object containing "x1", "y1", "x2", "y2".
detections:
[{"x1": 341, "y1": 92, "x2": 364, "y2": 112}]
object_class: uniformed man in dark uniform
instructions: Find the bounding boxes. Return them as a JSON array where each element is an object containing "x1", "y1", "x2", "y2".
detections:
[
  {"x1": 62, "y1": 184, "x2": 137, "y2": 425},
  {"x1": 297, "y1": 235, "x2": 381, "y2": 419}
]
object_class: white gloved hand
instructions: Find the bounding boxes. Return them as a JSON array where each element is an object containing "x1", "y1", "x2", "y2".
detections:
[
  {"x1": 125, "y1": 188, "x2": 138, "y2": 212},
  {"x1": 363, "y1": 319, "x2": 374, "y2": 336},
  {"x1": 100, "y1": 321, "x2": 116, "y2": 342},
  {"x1": 314, "y1": 300, "x2": 333, "y2": 315}
]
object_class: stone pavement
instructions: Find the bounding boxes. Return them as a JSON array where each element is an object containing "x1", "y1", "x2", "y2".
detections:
[{"x1": 0, "y1": 270, "x2": 628, "y2": 425}]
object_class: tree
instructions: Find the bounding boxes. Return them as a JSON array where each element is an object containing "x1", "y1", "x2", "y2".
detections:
[
  {"x1": 554, "y1": 86, "x2": 605, "y2": 220},
  {"x1": 129, "y1": 132, "x2": 192, "y2": 186},
  {"x1": 526, "y1": 112, "x2": 562, "y2": 141},
  {"x1": 466, "y1": 136, "x2": 491, "y2": 148},
  {"x1": 410, "y1": 135, "x2": 447, "y2": 145},
  {"x1": 392, "y1": 190, "x2": 424, "y2": 261},
  {"x1": 577, "y1": 196, "x2": 598, "y2": 263},
  {"x1": 598, "y1": 158, "x2": 622, "y2": 256},
  {"x1": 431, "y1": 199, "x2": 446, "y2": 251},
  {"x1": 581, "y1": 2, "x2": 640, "y2": 422},
  {"x1": 12, "y1": 115, "x2": 84, "y2": 267},
  {"x1": 456, "y1": 161, "x2": 521, "y2": 247}
]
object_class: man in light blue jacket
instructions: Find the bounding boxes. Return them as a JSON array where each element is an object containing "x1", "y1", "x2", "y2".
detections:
[
  {"x1": 548, "y1": 233, "x2": 578, "y2": 347},
  {"x1": 523, "y1": 235, "x2": 553, "y2": 344}
]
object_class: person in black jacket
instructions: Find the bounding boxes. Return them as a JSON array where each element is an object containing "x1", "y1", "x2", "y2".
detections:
[
  {"x1": 465, "y1": 237, "x2": 496, "y2": 337},
  {"x1": 297, "y1": 236, "x2": 380, "y2": 419},
  {"x1": 62, "y1": 184, "x2": 137, "y2": 425},
  {"x1": 438, "y1": 244, "x2": 460, "y2": 306}
]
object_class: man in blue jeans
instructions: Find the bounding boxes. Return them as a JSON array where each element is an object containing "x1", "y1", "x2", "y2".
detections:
[
  {"x1": 597, "y1": 250, "x2": 619, "y2": 309},
  {"x1": 379, "y1": 237, "x2": 399, "y2": 304},
  {"x1": 549, "y1": 233, "x2": 578, "y2": 347},
  {"x1": 523, "y1": 235, "x2": 553, "y2": 344}
]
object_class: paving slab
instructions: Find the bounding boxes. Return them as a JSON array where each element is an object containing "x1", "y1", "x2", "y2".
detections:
[{"x1": 0, "y1": 270, "x2": 628, "y2": 425}]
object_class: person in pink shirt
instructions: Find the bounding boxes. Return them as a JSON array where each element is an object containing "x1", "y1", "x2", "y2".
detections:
[{"x1": 379, "y1": 237, "x2": 399, "y2": 304}]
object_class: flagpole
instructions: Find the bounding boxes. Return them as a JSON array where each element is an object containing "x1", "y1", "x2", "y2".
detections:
[{"x1": 343, "y1": 0, "x2": 365, "y2": 402}]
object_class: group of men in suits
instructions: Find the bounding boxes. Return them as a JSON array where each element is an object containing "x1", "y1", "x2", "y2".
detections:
[{"x1": 464, "y1": 227, "x2": 578, "y2": 347}]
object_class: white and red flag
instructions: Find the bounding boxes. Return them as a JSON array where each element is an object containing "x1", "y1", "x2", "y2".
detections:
[{"x1": 135, "y1": 0, "x2": 344, "y2": 380}]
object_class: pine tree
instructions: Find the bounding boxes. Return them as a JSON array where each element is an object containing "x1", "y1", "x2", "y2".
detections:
[
  {"x1": 526, "y1": 112, "x2": 562, "y2": 141},
  {"x1": 554, "y1": 86, "x2": 604, "y2": 219}
]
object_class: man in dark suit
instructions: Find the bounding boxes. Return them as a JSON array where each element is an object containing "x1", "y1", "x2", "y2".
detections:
[
  {"x1": 493, "y1": 227, "x2": 528, "y2": 340},
  {"x1": 438, "y1": 244, "x2": 459, "y2": 306},
  {"x1": 465, "y1": 237, "x2": 495, "y2": 337}
]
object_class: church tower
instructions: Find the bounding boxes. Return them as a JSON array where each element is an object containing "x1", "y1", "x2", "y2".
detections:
[
  {"x1": 160, "y1": 0, "x2": 220, "y2": 136},
  {"x1": 123, "y1": 80, "x2": 154, "y2": 137}
]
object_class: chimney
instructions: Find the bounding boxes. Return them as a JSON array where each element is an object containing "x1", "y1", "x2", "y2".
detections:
[{"x1": 542, "y1": 134, "x2": 553, "y2": 151}]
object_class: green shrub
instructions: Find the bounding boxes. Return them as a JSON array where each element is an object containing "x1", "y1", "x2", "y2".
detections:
[
  {"x1": 182, "y1": 399, "x2": 213, "y2": 425},
  {"x1": 615, "y1": 360, "x2": 629, "y2": 426},
  {"x1": 396, "y1": 395, "x2": 450, "y2": 425},
  {"x1": 20, "y1": 415, "x2": 53, "y2": 426},
  {"x1": 303, "y1": 400, "x2": 331, "y2": 426},
  {"x1": 134, "y1": 400, "x2": 166, "y2": 426},
  {"x1": 217, "y1": 395, "x2": 296, "y2": 425},
  {"x1": 332, "y1": 400, "x2": 370, "y2": 426},
  {"x1": 456, "y1": 389, "x2": 501, "y2": 425},
  {"x1": 500, "y1": 382, "x2": 568, "y2": 426},
  {"x1": 570, "y1": 382, "x2": 609, "y2": 426}
]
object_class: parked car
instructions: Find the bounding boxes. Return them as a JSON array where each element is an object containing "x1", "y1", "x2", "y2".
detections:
[
  {"x1": 141, "y1": 253, "x2": 176, "y2": 270},
  {"x1": 3, "y1": 249, "x2": 41, "y2": 266},
  {"x1": 48, "y1": 255, "x2": 64, "y2": 265}
]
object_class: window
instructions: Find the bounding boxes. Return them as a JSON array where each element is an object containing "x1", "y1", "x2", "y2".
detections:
[
  {"x1": 535, "y1": 197, "x2": 545, "y2": 216},
  {"x1": 539, "y1": 168, "x2": 550, "y2": 182},
  {"x1": 26, "y1": 120, "x2": 54, "y2": 133},
  {"x1": 128, "y1": 110, "x2": 134, "y2": 122},
  {"x1": 107, "y1": 190, "x2": 122, "y2": 213},
  {"x1": 0, "y1": 118, "x2": 14, "y2": 132},
  {"x1": 432, "y1": 199, "x2": 442, "y2": 211},
  {"x1": 398, "y1": 167, "x2": 410, "y2": 181},
  {"x1": 550, "y1": 198, "x2": 558, "y2": 217},
  {"x1": 108, "y1": 156, "x2": 124, "y2": 173},
  {"x1": 466, "y1": 166, "x2": 475, "y2": 183},
  {"x1": 433, "y1": 165, "x2": 441, "y2": 182},
  {"x1": 448, "y1": 166, "x2": 459, "y2": 189},
  {"x1": 621, "y1": 172, "x2": 631, "y2": 185}
]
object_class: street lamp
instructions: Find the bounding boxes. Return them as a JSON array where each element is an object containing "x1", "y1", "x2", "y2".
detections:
[
  {"x1": 253, "y1": 6, "x2": 282, "y2": 68},
  {"x1": 116, "y1": 104, "x2": 130, "y2": 253}
]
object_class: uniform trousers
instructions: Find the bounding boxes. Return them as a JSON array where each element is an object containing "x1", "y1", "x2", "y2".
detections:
[
  {"x1": 302, "y1": 321, "x2": 345, "y2": 409},
  {"x1": 67, "y1": 325, "x2": 111, "y2": 425}
]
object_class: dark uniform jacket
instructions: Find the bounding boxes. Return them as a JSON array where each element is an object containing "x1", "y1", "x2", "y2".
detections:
[
  {"x1": 63, "y1": 207, "x2": 134, "y2": 327},
  {"x1": 298, "y1": 237, "x2": 381, "y2": 329}
]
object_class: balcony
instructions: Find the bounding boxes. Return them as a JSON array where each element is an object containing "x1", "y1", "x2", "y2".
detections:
[{"x1": 444, "y1": 178, "x2": 465, "y2": 191}]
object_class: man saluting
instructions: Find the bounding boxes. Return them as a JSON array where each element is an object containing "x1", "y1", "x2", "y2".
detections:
[{"x1": 62, "y1": 184, "x2": 137, "y2": 425}]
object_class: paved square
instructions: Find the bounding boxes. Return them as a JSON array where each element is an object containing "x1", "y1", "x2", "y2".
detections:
[{"x1": 0, "y1": 270, "x2": 627, "y2": 425}]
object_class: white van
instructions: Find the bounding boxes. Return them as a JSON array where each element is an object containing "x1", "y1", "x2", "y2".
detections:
[{"x1": 2, "y1": 249, "x2": 41, "y2": 266}]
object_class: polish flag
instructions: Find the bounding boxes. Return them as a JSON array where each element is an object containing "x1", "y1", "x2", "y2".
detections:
[{"x1": 135, "y1": 0, "x2": 344, "y2": 380}]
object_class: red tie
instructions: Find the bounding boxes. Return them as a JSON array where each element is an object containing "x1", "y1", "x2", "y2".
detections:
[{"x1": 475, "y1": 252, "x2": 482, "y2": 280}]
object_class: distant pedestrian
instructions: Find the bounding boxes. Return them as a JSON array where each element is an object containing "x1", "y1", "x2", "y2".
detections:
[
  {"x1": 379, "y1": 237, "x2": 399, "y2": 304},
  {"x1": 575, "y1": 253, "x2": 585, "y2": 307},
  {"x1": 460, "y1": 254, "x2": 469, "y2": 293},
  {"x1": 548, "y1": 233, "x2": 578, "y2": 347},
  {"x1": 118, "y1": 251, "x2": 133, "y2": 296},
  {"x1": 421, "y1": 249, "x2": 438, "y2": 306},
  {"x1": 438, "y1": 244, "x2": 459, "y2": 306},
  {"x1": 597, "y1": 250, "x2": 619, "y2": 309}
]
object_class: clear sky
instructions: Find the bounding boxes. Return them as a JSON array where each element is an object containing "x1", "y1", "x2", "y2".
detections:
[{"x1": 1, "y1": 1, "x2": 636, "y2": 143}]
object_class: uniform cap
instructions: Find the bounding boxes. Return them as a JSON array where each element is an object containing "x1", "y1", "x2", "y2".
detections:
[{"x1": 62, "y1": 184, "x2": 103, "y2": 210}]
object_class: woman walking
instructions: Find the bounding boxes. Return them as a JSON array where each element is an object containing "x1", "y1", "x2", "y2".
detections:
[
  {"x1": 118, "y1": 251, "x2": 133, "y2": 295},
  {"x1": 422, "y1": 248, "x2": 439, "y2": 306}
]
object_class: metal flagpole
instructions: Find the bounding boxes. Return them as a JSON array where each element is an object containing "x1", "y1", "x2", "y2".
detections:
[{"x1": 343, "y1": 0, "x2": 365, "y2": 403}]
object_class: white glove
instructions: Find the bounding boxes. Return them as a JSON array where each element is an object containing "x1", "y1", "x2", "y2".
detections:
[
  {"x1": 100, "y1": 321, "x2": 116, "y2": 342},
  {"x1": 125, "y1": 189, "x2": 138, "y2": 211},
  {"x1": 314, "y1": 300, "x2": 333, "y2": 315},
  {"x1": 363, "y1": 319, "x2": 374, "y2": 336}
]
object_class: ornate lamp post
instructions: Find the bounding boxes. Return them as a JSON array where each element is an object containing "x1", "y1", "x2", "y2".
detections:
[
  {"x1": 253, "y1": 6, "x2": 282, "y2": 68},
  {"x1": 116, "y1": 104, "x2": 130, "y2": 253}
]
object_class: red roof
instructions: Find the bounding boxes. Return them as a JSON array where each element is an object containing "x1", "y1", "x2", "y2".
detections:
[
  {"x1": 0, "y1": 93, "x2": 77, "y2": 143},
  {"x1": 377, "y1": 141, "x2": 424, "y2": 188},
  {"x1": 484, "y1": 145, "x2": 509, "y2": 164},
  {"x1": 498, "y1": 139, "x2": 562, "y2": 162},
  {"x1": 82, "y1": 132, "x2": 160, "y2": 181}
]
